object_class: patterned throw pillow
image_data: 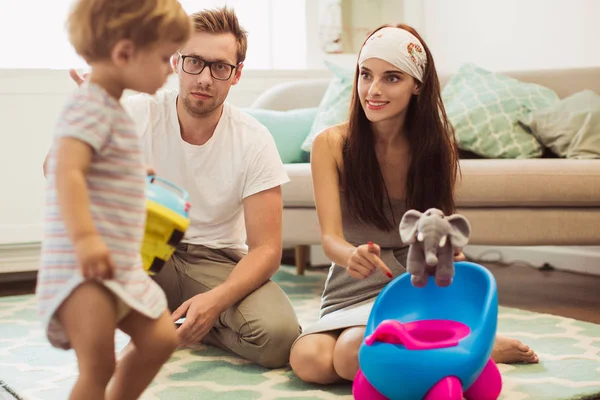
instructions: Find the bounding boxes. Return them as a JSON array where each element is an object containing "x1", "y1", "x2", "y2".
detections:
[
  {"x1": 442, "y1": 64, "x2": 560, "y2": 158},
  {"x1": 301, "y1": 61, "x2": 354, "y2": 152}
]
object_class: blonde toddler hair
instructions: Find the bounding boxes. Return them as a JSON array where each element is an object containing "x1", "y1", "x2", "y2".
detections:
[{"x1": 68, "y1": 0, "x2": 192, "y2": 63}]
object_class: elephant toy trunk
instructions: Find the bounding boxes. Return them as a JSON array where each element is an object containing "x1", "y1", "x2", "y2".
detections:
[
  {"x1": 426, "y1": 252, "x2": 439, "y2": 266},
  {"x1": 422, "y1": 227, "x2": 445, "y2": 266}
]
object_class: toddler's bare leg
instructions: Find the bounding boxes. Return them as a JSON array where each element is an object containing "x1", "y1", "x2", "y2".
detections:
[
  {"x1": 56, "y1": 282, "x2": 118, "y2": 400},
  {"x1": 107, "y1": 310, "x2": 177, "y2": 400}
]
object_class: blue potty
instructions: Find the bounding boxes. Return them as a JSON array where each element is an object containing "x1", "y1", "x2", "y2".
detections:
[{"x1": 353, "y1": 261, "x2": 502, "y2": 400}]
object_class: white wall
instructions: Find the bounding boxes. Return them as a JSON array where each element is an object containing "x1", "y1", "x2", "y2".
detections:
[
  {"x1": 305, "y1": 0, "x2": 409, "y2": 69},
  {"x1": 0, "y1": 69, "x2": 331, "y2": 245},
  {"x1": 308, "y1": 0, "x2": 600, "y2": 73},
  {"x1": 421, "y1": 0, "x2": 600, "y2": 74}
]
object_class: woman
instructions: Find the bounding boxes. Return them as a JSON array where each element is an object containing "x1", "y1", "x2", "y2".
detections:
[{"x1": 290, "y1": 24, "x2": 538, "y2": 385}]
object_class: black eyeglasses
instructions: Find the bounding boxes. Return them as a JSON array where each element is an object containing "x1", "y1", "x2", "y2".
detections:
[{"x1": 177, "y1": 53, "x2": 238, "y2": 81}]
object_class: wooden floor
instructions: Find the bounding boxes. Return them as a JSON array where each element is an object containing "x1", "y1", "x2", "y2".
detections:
[
  {"x1": 486, "y1": 263, "x2": 600, "y2": 324},
  {"x1": 0, "y1": 271, "x2": 37, "y2": 297},
  {"x1": 2, "y1": 262, "x2": 600, "y2": 324}
]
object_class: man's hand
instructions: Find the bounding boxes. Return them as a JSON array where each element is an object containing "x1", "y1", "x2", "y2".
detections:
[
  {"x1": 43, "y1": 154, "x2": 49, "y2": 177},
  {"x1": 69, "y1": 69, "x2": 88, "y2": 86},
  {"x1": 171, "y1": 291, "x2": 224, "y2": 346}
]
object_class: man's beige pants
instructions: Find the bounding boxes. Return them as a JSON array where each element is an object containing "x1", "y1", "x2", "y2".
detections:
[{"x1": 153, "y1": 243, "x2": 301, "y2": 368}]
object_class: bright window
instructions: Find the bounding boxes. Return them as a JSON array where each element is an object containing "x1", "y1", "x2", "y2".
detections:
[{"x1": 0, "y1": 0, "x2": 307, "y2": 69}]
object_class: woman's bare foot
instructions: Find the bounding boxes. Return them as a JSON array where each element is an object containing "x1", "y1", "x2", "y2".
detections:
[{"x1": 492, "y1": 336, "x2": 539, "y2": 364}]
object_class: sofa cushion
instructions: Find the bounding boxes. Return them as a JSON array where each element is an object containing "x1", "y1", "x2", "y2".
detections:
[
  {"x1": 282, "y1": 163, "x2": 316, "y2": 207},
  {"x1": 519, "y1": 90, "x2": 600, "y2": 159},
  {"x1": 283, "y1": 160, "x2": 600, "y2": 208},
  {"x1": 458, "y1": 208, "x2": 600, "y2": 245},
  {"x1": 301, "y1": 61, "x2": 354, "y2": 152},
  {"x1": 243, "y1": 107, "x2": 317, "y2": 163},
  {"x1": 250, "y1": 79, "x2": 331, "y2": 111},
  {"x1": 442, "y1": 63, "x2": 560, "y2": 159},
  {"x1": 457, "y1": 159, "x2": 600, "y2": 206}
]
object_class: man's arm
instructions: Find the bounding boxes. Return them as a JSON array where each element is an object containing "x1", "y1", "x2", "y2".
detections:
[
  {"x1": 172, "y1": 185, "x2": 284, "y2": 345},
  {"x1": 210, "y1": 185, "x2": 283, "y2": 310}
]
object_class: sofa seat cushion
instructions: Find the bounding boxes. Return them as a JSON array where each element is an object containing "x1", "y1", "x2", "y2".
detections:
[
  {"x1": 283, "y1": 163, "x2": 315, "y2": 207},
  {"x1": 283, "y1": 160, "x2": 600, "y2": 208}
]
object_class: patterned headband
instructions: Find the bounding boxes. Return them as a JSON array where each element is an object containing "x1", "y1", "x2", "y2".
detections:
[{"x1": 358, "y1": 27, "x2": 427, "y2": 82}]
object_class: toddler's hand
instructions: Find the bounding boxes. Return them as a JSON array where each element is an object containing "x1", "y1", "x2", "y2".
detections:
[{"x1": 74, "y1": 234, "x2": 115, "y2": 280}]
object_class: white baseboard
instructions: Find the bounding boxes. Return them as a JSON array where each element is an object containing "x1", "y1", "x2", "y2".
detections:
[
  {"x1": 0, "y1": 243, "x2": 41, "y2": 274},
  {"x1": 309, "y1": 244, "x2": 600, "y2": 276},
  {"x1": 464, "y1": 245, "x2": 600, "y2": 276}
]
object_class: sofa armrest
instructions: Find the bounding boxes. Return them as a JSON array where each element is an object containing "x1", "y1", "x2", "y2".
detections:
[{"x1": 250, "y1": 79, "x2": 331, "y2": 111}]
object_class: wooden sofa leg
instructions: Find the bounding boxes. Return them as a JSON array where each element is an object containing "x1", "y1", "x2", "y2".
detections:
[{"x1": 295, "y1": 245, "x2": 310, "y2": 275}]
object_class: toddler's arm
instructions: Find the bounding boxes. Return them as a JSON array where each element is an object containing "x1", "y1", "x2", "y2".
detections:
[{"x1": 55, "y1": 137, "x2": 115, "y2": 280}]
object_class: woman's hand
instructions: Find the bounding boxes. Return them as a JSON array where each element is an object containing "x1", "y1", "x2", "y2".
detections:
[
  {"x1": 346, "y1": 242, "x2": 393, "y2": 280},
  {"x1": 454, "y1": 248, "x2": 466, "y2": 261}
]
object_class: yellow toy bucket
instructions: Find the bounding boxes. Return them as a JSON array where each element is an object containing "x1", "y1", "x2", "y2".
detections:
[{"x1": 141, "y1": 176, "x2": 190, "y2": 275}]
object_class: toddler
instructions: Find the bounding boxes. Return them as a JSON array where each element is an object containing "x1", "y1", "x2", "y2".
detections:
[{"x1": 36, "y1": 0, "x2": 192, "y2": 398}]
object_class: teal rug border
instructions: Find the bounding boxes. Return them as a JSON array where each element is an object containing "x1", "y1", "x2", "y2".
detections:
[{"x1": 0, "y1": 380, "x2": 22, "y2": 400}]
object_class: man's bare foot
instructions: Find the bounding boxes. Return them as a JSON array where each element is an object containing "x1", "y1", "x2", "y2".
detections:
[{"x1": 492, "y1": 336, "x2": 539, "y2": 364}]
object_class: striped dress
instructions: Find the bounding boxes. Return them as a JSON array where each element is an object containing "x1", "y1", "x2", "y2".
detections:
[{"x1": 36, "y1": 82, "x2": 167, "y2": 350}]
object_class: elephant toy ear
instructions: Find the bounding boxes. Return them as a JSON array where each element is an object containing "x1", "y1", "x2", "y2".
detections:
[
  {"x1": 447, "y1": 214, "x2": 472, "y2": 248},
  {"x1": 399, "y1": 209, "x2": 423, "y2": 244}
]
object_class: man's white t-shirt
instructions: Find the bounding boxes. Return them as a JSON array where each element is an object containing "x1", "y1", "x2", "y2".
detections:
[{"x1": 123, "y1": 90, "x2": 289, "y2": 252}]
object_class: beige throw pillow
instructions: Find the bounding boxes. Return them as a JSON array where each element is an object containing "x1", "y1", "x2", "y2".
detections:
[{"x1": 520, "y1": 90, "x2": 600, "y2": 159}]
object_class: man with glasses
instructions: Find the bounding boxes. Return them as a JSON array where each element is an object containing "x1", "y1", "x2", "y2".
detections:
[
  {"x1": 62, "y1": 6, "x2": 301, "y2": 369},
  {"x1": 178, "y1": 53, "x2": 239, "y2": 80}
]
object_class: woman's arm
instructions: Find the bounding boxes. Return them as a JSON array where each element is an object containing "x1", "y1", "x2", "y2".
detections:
[
  {"x1": 311, "y1": 127, "x2": 392, "y2": 278},
  {"x1": 310, "y1": 128, "x2": 349, "y2": 266}
]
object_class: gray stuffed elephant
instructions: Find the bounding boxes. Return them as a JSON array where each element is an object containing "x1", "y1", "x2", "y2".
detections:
[{"x1": 399, "y1": 208, "x2": 471, "y2": 288}]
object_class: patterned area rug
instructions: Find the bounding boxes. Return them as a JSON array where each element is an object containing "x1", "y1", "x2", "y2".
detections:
[{"x1": 1, "y1": 265, "x2": 599, "y2": 400}]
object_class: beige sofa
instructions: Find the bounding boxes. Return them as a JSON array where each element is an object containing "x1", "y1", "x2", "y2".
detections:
[{"x1": 251, "y1": 67, "x2": 600, "y2": 274}]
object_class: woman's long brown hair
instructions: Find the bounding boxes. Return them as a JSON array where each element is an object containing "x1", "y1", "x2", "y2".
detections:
[{"x1": 342, "y1": 23, "x2": 459, "y2": 231}]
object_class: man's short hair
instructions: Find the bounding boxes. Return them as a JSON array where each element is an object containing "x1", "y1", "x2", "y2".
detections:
[
  {"x1": 68, "y1": 0, "x2": 192, "y2": 63},
  {"x1": 190, "y1": 6, "x2": 248, "y2": 64}
]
